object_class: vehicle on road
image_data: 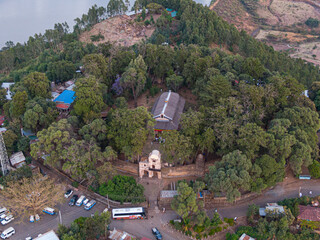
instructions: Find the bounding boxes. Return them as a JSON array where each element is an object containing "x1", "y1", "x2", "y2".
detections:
[
  {"x1": 84, "y1": 200, "x2": 96, "y2": 210},
  {"x1": 35, "y1": 214, "x2": 40, "y2": 221},
  {"x1": 29, "y1": 215, "x2": 34, "y2": 223},
  {"x1": 76, "y1": 195, "x2": 86, "y2": 206},
  {"x1": 43, "y1": 207, "x2": 55, "y2": 215},
  {"x1": 152, "y1": 227, "x2": 162, "y2": 240},
  {"x1": 112, "y1": 207, "x2": 146, "y2": 220},
  {"x1": 1, "y1": 215, "x2": 14, "y2": 225},
  {"x1": 64, "y1": 189, "x2": 73, "y2": 198},
  {"x1": 0, "y1": 227, "x2": 15, "y2": 239},
  {"x1": 69, "y1": 195, "x2": 78, "y2": 206}
]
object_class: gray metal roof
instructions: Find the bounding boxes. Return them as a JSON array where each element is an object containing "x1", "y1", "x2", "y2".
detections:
[
  {"x1": 34, "y1": 230, "x2": 59, "y2": 240},
  {"x1": 151, "y1": 91, "x2": 185, "y2": 131}
]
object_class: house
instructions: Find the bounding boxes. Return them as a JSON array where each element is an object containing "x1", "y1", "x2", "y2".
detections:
[
  {"x1": 33, "y1": 230, "x2": 59, "y2": 240},
  {"x1": 151, "y1": 90, "x2": 185, "y2": 134},
  {"x1": 1, "y1": 82, "x2": 14, "y2": 100},
  {"x1": 297, "y1": 205, "x2": 320, "y2": 222},
  {"x1": 109, "y1": 228, "x2": 137, "y2": 240},
  {"x1": 239, "y1": 233, "x2": 255, "y2": 240},
  {"x1": 9, "y1": 151, "x2": 26, "y2": 168},
  {"x1": 53, "y1": 90, "x2": 76, "y2": 111},
  {"x1": 259, "y1": 203, "x2": 285, "y2": 217}
]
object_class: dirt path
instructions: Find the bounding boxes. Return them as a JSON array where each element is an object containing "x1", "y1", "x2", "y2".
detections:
[
  {"x1": 209, "y1": 0, "x2": 222, "y2": 10},
  {"x1": 267, "y1": 0, "x2": 282, "y2": 24}
]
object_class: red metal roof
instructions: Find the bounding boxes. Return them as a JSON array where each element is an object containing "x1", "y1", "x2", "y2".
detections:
[{"x1": 56, "y1": 103, "x2": 69, "y2": 109}]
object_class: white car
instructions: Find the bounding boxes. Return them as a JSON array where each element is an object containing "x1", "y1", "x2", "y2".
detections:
[
  {"x1": 83, "y1": 198, "x2": 89, "y2": 205},
  {"x1": 64, "y1": 189, "x2": 73, "y2": 198},
  {"x1": 35, "y1": 214, "x2": 40, "y2": 221},
  {"x1": 29, "y1": 215, "x2": 34, "y2": 223},
  {"x1": 1, "y1": 216, "x2": 14, "y2": 225},
  {"x1": 0, "y1": 214, "x2": 7, "y2": 220}
]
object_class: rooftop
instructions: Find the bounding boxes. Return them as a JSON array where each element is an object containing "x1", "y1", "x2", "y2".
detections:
[
  {"x1": 160, "y1": 190, "x2": 178, "y2": 198},
  {"x1": 239, "y1": 233, "x2": 255, "y2": 240},
  {"x1": 151, "y1": 91, "x2": 185, "y2": 131},
  {"x1": 298, "y1": 205, "x2": 320, "y2": 222},
  {"x1": 109, "y1": 228, "x2": 137, "y2": 240},
  {"x1": 10, "y1": 151, "x2": 26, "y2": 167},
  {"x1": 53, "y1": 90, "x2": 76, "y2": 105},
  {"x1": 34, "y1": 230, "x2": 59, "y2": 240},
  {"x1": 1, "y1": 82, "x2": 14, "y2": 100}
]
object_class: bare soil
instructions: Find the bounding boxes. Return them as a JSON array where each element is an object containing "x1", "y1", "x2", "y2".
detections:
[{"x1": 79, "y1": 14, "x2": 160, "y2": 47}]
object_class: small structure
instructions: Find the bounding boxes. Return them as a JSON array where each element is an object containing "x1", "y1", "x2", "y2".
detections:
[
  {"x1": 109, "y1": 228, "x2": 137, "y2": 240},
  {"x1": 33, "y1": 230, "x2": 59, "y2": 240},
  {"x1": 298, "y1": 205, "x2": 320, "y2": 222},
  {"x1": 53, "y1": 90, "x2": 76, "y2": 111},
  {"x1": 9, "y1": 151, "x2": 26, "y2": 168},
  {"x1": 21, "y1": 128, "x2": 37, "y2": 140},
  {"x1": 139, "y1": 150, "x2": 161, "y2": 179},
  {"x1": 299, "y1": 166, "x2": 311, "y2": 179},
  {"x1": 259, "y1": 203, "x2": 285, "y2": 217},
  {"x1": 1, "y1": 82, "x2": 14, "y2": 100},
  {"x1": 166, "y1": 8, "x2": 177, "y2": 18},
  {"x1": 51, "y1": 91, "x2": 60, "y2": 101},
  {"x1": 151, "y1": 90, "x2": 185, "y2": 134},
  {"x1": 239, "y1": 233, "x2": 255, "y2": 240}
]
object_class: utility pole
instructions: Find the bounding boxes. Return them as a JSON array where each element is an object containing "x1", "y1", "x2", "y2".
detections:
[
  {"x1": 107, "y1": 194, "x2": 110, "y2": 209},
  {"x1": 59, "y1": 210, "x2": 62, "y2": 225}
]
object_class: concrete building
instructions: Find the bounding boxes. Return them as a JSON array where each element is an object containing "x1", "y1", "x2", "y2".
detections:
[
  {"x1": 139, "y1": 150, "x2": 161, "y2": 179},
  {"x1": 259, "y1": 203, "x2": 285, "y2": 217}
]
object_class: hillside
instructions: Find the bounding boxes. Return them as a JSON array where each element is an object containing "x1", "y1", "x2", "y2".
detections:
[{"x1": 210, "y1": 0, "x2": 320, "y2": 65}]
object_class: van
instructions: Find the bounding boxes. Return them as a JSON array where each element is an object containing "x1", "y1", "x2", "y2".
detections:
[
  {"x1": 76, "y1": 195, "x2": 86, "y2": 207},
  {"x1": 43, "y1": 207, "x2": 55, "y2": 215},
  {"x1": 1, "y1": 227, "x2": 15, "y2": 239},
  {"x1": 0, "y1": 208, "x2": 7, "y2": 215},
  {"x1": 84, "y1": 200, "x2": 96, "y2": 210}
]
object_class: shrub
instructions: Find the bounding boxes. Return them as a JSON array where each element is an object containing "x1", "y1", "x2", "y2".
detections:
[
  {"x1": 72, "y1": 181, "x2": 79, "y2": 188},
  {"x1": 144, "y1": 20, "x2": 151, "y2": 26},
  {"x1": 224, "y1": 218, "x2": 235, "y2": 226},
  {"x1": 149, "y1": 86, "x2": 160, "y2": 97},
  {"x1": 309, "y1": 160, "x2": 320, "y2": 178},
  {"x1": 305, "y1": 18, "x2": 320, "y2": 28},
  {"x1": 98, "y1": 175, "x2": 145, "y2": 203},
  {"x1": 90, "y1": 33, "x2": 105, "y2": 42}
]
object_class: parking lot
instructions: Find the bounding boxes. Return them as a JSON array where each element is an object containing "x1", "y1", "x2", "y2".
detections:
[{"x1": 0, "y1": 189, "x2": 107, "y2": 240}]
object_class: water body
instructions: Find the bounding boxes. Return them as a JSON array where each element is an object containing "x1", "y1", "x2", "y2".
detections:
[{"x1": 0, "y1": 0, "x2": 211, "y2": 48}]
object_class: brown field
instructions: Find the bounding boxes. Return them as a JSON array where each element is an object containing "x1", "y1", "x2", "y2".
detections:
[
  {"x1": 289, "y1": 41, "x2": 320, "y2": 66},
  {"x1": 79, "y1": 14, "x2": 160, "y2": 47},
  {"x1": 256, "y1": 29, "x2": 316, "y2": 42}
]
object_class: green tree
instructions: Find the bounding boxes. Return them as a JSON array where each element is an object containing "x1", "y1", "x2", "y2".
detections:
[
  {"x1": 0, "y1": 88, "x2": 7, "y2": 108},
  {"x1": 73, "y1": 76, "x2": 105, "y2": 123},
  {"x1": 31, "y1": 119, "x2": 75, "y2": 168},
  {"x1": 309, "y1": 160, "x2": 320, "y2": 178},
  {"x1": 121, "y1": 55, "x2": 147, "y2": 107},
  {"x1": 107, "y1": 0, "x2": 129, "y2": 17},
  {"x1": 242, "y1": 57, "x2": 265, "y2": 81},
  {"x1": 10, "y1": 91, "x2": 28, "y2": 119},
  {"x1": 22, "y1": 72, "x2": 50, "y2": 98},
  {"x1": 79, "y1": 118, "x2": 107, "y2": 144},
  {"x1": 82, "y1": 54, "x2": 109, "y2": 86},
  {"x1": 166, "y1": 74, "x2": 184, "y2": 92},
  {"x1": 160, "y1": 130, "x2": 194, "y2": 164},
  {"x1": 17, "y1": 137, "x2": 30, "y2": 153},
  {"x1": 107, "y1": 106, "x2": 154, "y2": 161},
  {"x1": 3, "y1": 129, "x2": 18, "y2": 155},
  {"x1": 171, "y1": 182, "x2": 199, "y2": 220},
  {"x1": 46, "y1": 60, "x2": 76, "y2": 83},
  {"x1": 205, "y1": 150, "x2": 252, "y2": 202},
  {"x1": 200, "y1": 75, "x2": 232, "y2": 106}
]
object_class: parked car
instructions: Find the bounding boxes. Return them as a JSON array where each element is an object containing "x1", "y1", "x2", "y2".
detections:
[
  {"x1": 25, "y1": 237, "x2": 32, "y2": 240},
  {"x1": 64, "y1": 189, "x2": 73, "y2": 198},
  {"x1": 0, "y1": 214, "x2": 7, "y2": 220},
  {"x1": 0, "y1": 227, "x2": 15, "y2": 239},
  {"x1": 151, "y1": 227, "x2": 162, "y2": 240},
  {"x1": 29, "y1": 215, "x2": 34, "y2": 223},
  {"x1": 76, "y1": 195, "x2": 86, "y2": 207},
  {"x1": 83, "y1": 198, "x2": 89, "y2": 206},
  {"x1": 0, "y1": 208, "x2": 7, "y2": 215},
  {"x1": 84, "y1": 200, "x2": 96, "y2": 210},
  {"x1": 69, "y1": 195, "x2": 78, "y2": 206},
  {"x1": 35, "y1": 214, "x2": 40, "y2": 221},
  {"x1": 1, "y1": 215, "x2": 14, "y2": 225}
]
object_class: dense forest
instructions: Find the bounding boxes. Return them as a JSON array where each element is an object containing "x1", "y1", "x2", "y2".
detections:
[{"x1": 0, "y1": 0, "x2": 320, "y2": 204}]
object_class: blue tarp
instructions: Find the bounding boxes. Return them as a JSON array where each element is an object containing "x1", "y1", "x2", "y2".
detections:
[
  {"x1": 166, "y1": 8, "x2": 177, "y2": 18},
  {"x1": 166, "y1": 8, "x2": 173, "y2": 11},
  {"x1": 53, "y1": 90, "x2": 76, "y2": 104}
]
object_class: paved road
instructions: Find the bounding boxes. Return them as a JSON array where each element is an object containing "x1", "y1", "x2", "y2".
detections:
[{"x1": 213, "y1": 179, "x2": 320, "y2": 219}]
